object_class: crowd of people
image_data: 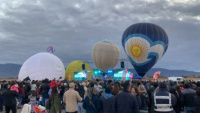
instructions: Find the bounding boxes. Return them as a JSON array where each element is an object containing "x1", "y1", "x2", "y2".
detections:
[{"x1": 0, "y1": 78, "x2": 200, "y2": 113}]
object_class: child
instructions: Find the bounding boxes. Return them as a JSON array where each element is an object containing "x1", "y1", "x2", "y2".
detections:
[
  {"x1": 29, "y1": 91, "x2": 37, "y2": 113},
  {"x1": 10, "y1": 83, "x2": 19, "y2": 106},
  {"x1": 10, "y1": 83, "x2": 19, "y2": 93}
]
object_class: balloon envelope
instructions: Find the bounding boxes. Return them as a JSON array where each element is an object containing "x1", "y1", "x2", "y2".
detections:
[
  {"x1": 18, "y1": 52, "x2": 65, "y2": 80},
  {"x1": 122, "y1": 23, "x2": 168, "y2": 77},
  {"x1": 47, "y1": 46, "x2": 55, "y2": 53},
  {"x1": 65, "y1": 60, "x2": 93, "y2": 80},
  {"x1": 92, "y1": 41, "x2": 120, "y2": 72}
]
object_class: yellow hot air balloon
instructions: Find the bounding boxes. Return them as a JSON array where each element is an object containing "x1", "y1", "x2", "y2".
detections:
[
  {"x1": 92, "y1": 41, "x2": 120, "y2": 73},
  {"x1": 65, "y1": 60, "x2": 93, "y2": 80}
]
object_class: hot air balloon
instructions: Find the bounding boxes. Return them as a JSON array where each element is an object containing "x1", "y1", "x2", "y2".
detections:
[
  {"x1": 18, "y1": 52, "x2": 65, "y2": 80},
  {"x1": 47, "y1": 46, "x2": 55, "y2": 53},
  {"x1": 65, "y1": 61, "x2": 93, "y2": 80},
  {"x1": 92, "y1": 41, "x2": 120, "y2": 73},
  {"x1": 122, "y1": 23, "x2": 168, "y2": 77}
]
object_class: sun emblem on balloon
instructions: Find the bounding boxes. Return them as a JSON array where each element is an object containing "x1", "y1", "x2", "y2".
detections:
[{"x1": 125, "y1": 37, "x2": 150, "y2": 63}]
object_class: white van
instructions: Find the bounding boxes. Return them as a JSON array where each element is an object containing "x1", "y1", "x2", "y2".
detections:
[{"x1": 168, "y1": 77, "x2": 184, "y2": 82}]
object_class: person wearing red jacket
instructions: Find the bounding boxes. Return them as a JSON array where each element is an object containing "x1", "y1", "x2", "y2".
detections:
[{"x1": 49, "y1": 79, "x2": 58, "y2": 89}]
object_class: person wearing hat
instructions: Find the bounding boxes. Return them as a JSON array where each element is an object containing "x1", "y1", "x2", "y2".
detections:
[
  {"x1": 153, "y1": 82, "x2": 177, "y2": 113},
  {"x1": 63, "y1": 82, "x2": 82, "y2": 113}
]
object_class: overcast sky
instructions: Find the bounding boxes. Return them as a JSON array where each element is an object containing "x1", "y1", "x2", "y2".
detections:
[{"x1": 0, "y1": 0, "x2": 200, "y2": 72}]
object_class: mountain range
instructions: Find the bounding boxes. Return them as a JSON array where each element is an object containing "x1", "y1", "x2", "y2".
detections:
[{"x1": 0, "y1": 63, "x2": 200, "y2": 78}]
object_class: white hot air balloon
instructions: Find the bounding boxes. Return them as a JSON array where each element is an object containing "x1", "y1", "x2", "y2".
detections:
[
  {"x1": 18, "y1": 52, "x2": 65, "y2": 81},
  {"x1": 92, "y1": 41, "x2": 120, "y2": 73}
]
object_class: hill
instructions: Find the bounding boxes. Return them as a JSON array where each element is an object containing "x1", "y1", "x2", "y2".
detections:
[
  {"x1": 0, "y1": 63, "x2": 22, "y2": 78},
  {"x1": 0, "y1": 63, "x2": 200, "y2": 78}
]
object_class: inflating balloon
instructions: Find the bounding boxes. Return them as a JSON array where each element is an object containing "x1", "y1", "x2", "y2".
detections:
[
  {"x1": 65, "y1": 61, "x2": 93, "y2": 80},
  {"x1": 18, "y1": 52, "x2": 65, "y2": 80},
  {"x1": 47, "y1": 46, "x2": 55, "y2": 53},
  {"x1": 122, "y1": 23, "x2": 168, "y2": 77},
  {"x1": 92, "y1": 41, "x2": 120, "y2": 73},
  {"x1": 153, "y1": 71, "x2": 161, "y2": 81}
]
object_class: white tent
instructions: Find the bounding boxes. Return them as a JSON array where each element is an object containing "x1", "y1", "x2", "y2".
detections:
[{"x1": 18, "y1": 52, "x2": 65, "y2": 81}]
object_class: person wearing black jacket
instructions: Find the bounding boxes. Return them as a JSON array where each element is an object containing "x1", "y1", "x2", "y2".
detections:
[
  {"x1": 2, "y1": 84, "x2": 18, "y2": 113},
  {"x1": 40, "y1": 79, "x2": 50, "y2": 106},
  {"x1": 170, "y1": 88, "x2": 181, "y2": 113},
  {"x1": 147, "y1": 82, "x2": 158, "y2": 113},
  {"x1": 114, "y1": 81, "x2": 139, "y2": 113},
  {"x1": 182, "y1": 83, "x2": 196, "y2": 113},
  {"x1": 77, "y1": 85, "x2": 86, "y2": 113}
]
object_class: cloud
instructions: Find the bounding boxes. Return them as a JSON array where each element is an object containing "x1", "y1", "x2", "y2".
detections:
[{"x1": 0, "y1": 0, "x2": 200, "y2": 72}]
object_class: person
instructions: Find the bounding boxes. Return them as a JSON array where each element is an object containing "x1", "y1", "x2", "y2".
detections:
[
  {"x1": 112, "y1": 84, "x2": 120, "y2": 96},
  {"x1": 58, "y1": 81, "x2": 65, "y2": 108},
  {"x1": 107, "y1": 80, "x2": 113, "y2": 87},
  {"x1": 2, "y1": 83, "x2": 18, "y2": 113},
  {"x1": 83, "y1": 84, "x2": 101, "y2": 113},
  {"x1": 40, "y1": 79, "x2": 49, "y2": 106},
  {"x1": 94, "y1": 81, "x2": 100, "y2": 95},
  {"x1": 29, "y1": 91, "x2": 37, "y2": 113},
  {"x1": 153, "y1": 82, "x2": 177, "y2": 113},
  {"x1": 130, "y1": 86, "x2": 142, "y2": 109},
  {"x1": 147, "y1": 82, "x2": 158, "y2": 113},
  {"x1": 191, "y1": 82, "x2": 196, "y2": 90},
  {"x1": 143, "y1": 81, "x2": 149, "y2": 91},
  {"x1": 63, "y1": 82, "x2": 82, "y2": 113},
  {"x1": 0, "y1": 83, "x2": 4, "y2": 112},
  {"x1": 22, "y1": 83, "x2": 29, "y2": 104},
  {"x1": 94, "y1": 80, "x2": 102, "y2": 95},
  {"x1": 195, "y1": 87, "x2": 200, "y2": 113},
  {"x1": 170, "y1": 88, "x2": 181, "y2": 113},
  {"x1": 31, "y1": 81, "x2": 37, "y2": 93},
  {"x1": 114, "y1": 81, "x2": 139, "y2": 113},
  {"x1": 49, "y1": 86, "x2": 61, "y2": 113},
  {"x1": 58, "y1": 77, "x2": 62, "y2": 84},
  {"x1": 138, "y1": 84, "x2": 149, "y2": 110},
  {"x1": 195, "y1": 81, "x2": 200, "y2": 90},
  {"x1": 182, "y1": 83, "x2": 196, "y2": 113},
  {"x1": 10, "y1": 81, "x2": 19, "y2": 93},
  {"x1": 175, "y1": 85, "x2": 184, "y2": 111},
  {"x1": 49, "y1": 79, "x2": 58, "y2": 89},
  {"x1": 17, "y1": 83, "x2": 25, "y2": 109},
  {"x1": 82, "y1": 82, "x2": 88, "y2": 98},
  {"x1": 168, "y1": 81, "x2": 175, "y2": 91},
  {"x1": 40, "y1": 79, "x2": 50, "y2": 106},
  {"x1": 100, "y1": 86, "x2": 115, "y2": 113},
  {"x1": 48, "y1": 79, "x2": 58, "y2": 95},
  {"x1": 77, "y1": 85, "x2": 86, "y2": 113},
  {"x1": 75, "y1": 83, "x2": 80, "y2": 91}
]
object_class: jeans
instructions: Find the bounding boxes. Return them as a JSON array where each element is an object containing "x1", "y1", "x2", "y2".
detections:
[
  {"x1": 185, "y1": 107, "x2": 195, "y2": 113},
  {"x1": 17, "y1": 97, "x2": 22, "y2": 108},
  {"x1": 5, "y1": 104, "x2": 16, "y2": 113},
  {"x1": 78, "y1": 102, "x2": 86, "y2": 113},
  {"x1": 42, "y1": 94, "x2": 49, "y2": 106}
]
